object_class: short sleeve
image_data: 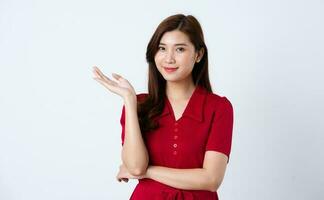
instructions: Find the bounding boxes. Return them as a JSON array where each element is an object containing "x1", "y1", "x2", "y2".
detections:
[
  {"x1": 205, "y1": 97, "x2": 234, "y2": 163},
  {"x1": 120, "y1": 105, "x2": 125, "y2": 146}
]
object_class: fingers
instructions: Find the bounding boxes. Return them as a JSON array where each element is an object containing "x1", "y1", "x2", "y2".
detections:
[
  {"x1": 92, "y1": 66, "x2": 123, "y2": 86},
  {"x1": 116, "y1": 176, "x2": 129, "y2": 183},
  {"x1": 116, "y1": 174, "x2": 121, "y2": 182},
  {"x1": 92, "y1": 66, "x2": 113, "y2": 83},
  {"x1": 93, "y1": 66, "x2": 104, "y2": 79},
  {"x1": 92, "y1": 66, "x2": 131, "y2": 97},
  {"x1": 112, "y1": 73, "x2": 123, "y2": 82},
  {"x1": 93, "y1": 76, "x2": 115, "y2": 90},
  {"x1": 92, "y1": 66, "x2": 119, "y2": 88}
]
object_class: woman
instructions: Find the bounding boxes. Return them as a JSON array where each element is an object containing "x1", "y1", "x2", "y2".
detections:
[{"x1": 93, "y1": 13, "x2": 234, "y2": 200}]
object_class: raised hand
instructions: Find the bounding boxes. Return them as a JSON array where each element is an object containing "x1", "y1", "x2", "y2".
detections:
[{"x1": 92, "y1": 66, "x2": 136, "y2": 100}]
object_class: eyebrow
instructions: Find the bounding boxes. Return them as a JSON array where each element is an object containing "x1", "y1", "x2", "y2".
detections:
[{"x1": 159, "y1": 43, "x2": 188, "y2": 46}]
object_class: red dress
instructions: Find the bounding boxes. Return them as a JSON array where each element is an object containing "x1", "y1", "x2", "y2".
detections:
[{"x1": 120, "y1": 85, "x2": 234, "y2": 200}]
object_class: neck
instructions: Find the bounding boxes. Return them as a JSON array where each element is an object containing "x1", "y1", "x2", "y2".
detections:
[{"x1": 166, "y1": 80, "x2": 196, "y2": 101}]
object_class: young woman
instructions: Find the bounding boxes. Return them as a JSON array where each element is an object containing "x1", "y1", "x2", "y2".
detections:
[{"x1": 93, "y1": 14, "x2": 234, "y2": 200}]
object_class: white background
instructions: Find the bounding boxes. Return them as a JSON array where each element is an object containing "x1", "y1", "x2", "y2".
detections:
[{"x1": 0, "y1": 0, "x2": 323, "y2": 199}]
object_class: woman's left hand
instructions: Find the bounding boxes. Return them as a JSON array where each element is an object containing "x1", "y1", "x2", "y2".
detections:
[{"x1": 116, "y1": 164, "x2": 146, "y2": 182}]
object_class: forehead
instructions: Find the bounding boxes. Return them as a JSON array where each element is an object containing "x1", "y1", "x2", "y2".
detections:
[{"x1": 159, "y1": 30, "x2": 192, "y2": 45}]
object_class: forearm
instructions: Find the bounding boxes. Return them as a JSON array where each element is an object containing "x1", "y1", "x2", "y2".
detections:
[
  {"x1": 145, "y1": 166, "x2": 217, "y2": 192},
  {"x1": 121, "y1": 96, "x2": 149, "y2": 175}
]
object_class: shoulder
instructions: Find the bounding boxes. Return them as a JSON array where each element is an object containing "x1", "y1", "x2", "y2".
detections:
[
  {"x1": 121, "y1": 93, "x2": 148, "y2": 111},
  {"x1": 205, "y1": 91, "x2": 233, "y2": 113},
  {"x1": 136, "y1": 92, "x2": 149, "y2": 102}
]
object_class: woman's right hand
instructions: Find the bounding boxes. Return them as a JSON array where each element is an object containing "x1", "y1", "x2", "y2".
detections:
[{"x1": 92, "y1": 66, "x2": 136, "y2": 100}]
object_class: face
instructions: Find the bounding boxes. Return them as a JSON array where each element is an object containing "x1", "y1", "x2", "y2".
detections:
[{"x1": 154, "y1": 30, "x2": 202, "y2": 84}]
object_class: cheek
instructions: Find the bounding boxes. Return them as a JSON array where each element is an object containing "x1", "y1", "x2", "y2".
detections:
[
  {"x1": 180, "y1": 56, "x2": 195, "y2": 67},
  {"x1": 180, "y1": 52, "x2": 195, "y2": 63},
  {"x1": 154, "y1": 55, "x2": 163, "y2": 67},
  {"x1": 154, "y1": 56, "x2": 158, "y2": 63},
  {"x1": 154, "y1": 57, "x2": 162, "y2": 72}
]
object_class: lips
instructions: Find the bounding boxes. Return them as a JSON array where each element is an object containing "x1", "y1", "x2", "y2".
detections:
[{"x1": 164, "y1": 67, "x2": 178, "y2": 73}]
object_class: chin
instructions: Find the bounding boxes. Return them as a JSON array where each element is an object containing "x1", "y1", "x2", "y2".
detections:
[{"x1": 162, "y1": 76, "x2": 184, "y2": 82}]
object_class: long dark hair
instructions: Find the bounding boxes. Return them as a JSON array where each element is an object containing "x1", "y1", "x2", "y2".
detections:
[{"x1": 138, "y1": 14, "x2": 213, "y2": 134}]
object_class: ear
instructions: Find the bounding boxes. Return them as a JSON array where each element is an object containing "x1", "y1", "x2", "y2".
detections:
[{"x1": 196, "y1": 48, "x2": 205, "y2": 63}]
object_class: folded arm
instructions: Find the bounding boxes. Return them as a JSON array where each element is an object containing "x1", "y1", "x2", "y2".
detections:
[
  {"x1": 121, "y1": 96, "x2": 149, "y2": 176},
  {"x1": 145, "y1": 151, "x2": 228, "y2": 192}
]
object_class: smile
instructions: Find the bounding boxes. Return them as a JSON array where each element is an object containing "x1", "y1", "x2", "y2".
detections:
[{"x1": 164, "y1": 67, "x2": 178, "y2": 73}]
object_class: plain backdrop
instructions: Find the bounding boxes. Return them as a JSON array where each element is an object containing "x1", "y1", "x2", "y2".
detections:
[{"x1": 0, "y1": 0, "x2": 323, "y2": 199}]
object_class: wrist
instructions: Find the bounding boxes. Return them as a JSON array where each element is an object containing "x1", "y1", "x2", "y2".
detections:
[
  {"x1": 145, "y1": 165, "x2": 153, "y2": 179},
  {"x1": 124, "y1": 94, "x2": 137, "y2": 106}
]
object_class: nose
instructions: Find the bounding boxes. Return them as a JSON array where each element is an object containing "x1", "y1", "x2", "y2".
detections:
[{"x1": 165, "y1": 51, "x2": 175, "y2": 64}]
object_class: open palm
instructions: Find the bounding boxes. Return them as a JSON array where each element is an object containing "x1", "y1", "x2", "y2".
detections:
[{"x1": 92, "y1": 66, "x2": 136, "y2": 99}]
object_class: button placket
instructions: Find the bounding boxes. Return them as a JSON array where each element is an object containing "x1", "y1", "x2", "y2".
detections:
[{"x1": 172, "y1": 122, "x2": 179, "y2": 155}]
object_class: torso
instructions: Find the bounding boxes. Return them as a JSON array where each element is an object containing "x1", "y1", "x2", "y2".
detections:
[{"x1": 120, "y1": 85, "x2": 233, "y2": 200}]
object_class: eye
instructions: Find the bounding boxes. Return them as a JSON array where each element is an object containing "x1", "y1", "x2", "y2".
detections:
[
  {"x1": 158, "y1": 46, "x2": 165, "y2": 51},
  {"x1": 176, "y1": 47, "x2": 185, "y2": 52}
]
